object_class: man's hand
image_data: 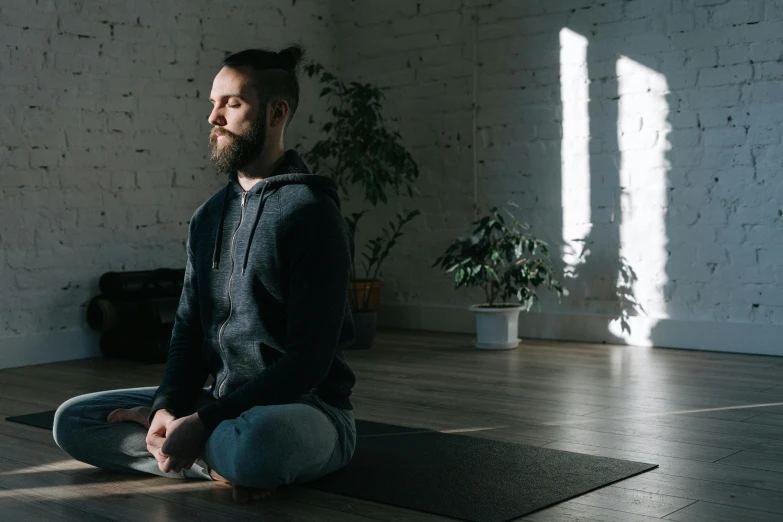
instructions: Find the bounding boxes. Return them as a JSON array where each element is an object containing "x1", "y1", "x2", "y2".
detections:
[
  {"x1": 108, "y1": 407, "x2": 183, "y2": 473},
  {"x1": 145, "y1": 408, "x2": 178, "y2": 473},
  {"x1": 159, "y1": 413, "x2": 208, "y2": 474}
]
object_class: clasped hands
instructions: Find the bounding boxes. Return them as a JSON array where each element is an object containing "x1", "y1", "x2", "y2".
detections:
[{"x1": 107, "y1": 406, "x2": 208, "y2": 474}]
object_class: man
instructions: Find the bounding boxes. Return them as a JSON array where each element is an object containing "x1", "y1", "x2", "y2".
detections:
[{"x1": 53, "y1": 45, "x2": 358, "y2": 504}]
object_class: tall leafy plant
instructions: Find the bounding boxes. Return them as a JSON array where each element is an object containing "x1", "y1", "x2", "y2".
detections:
[{"x1": 301, "y1": 62, "x2": 421, "y2": 310}]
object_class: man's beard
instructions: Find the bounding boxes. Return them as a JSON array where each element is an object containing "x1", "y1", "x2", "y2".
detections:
[{"x1": 209, "y1": 115, "x2": 266, "y2": 174}]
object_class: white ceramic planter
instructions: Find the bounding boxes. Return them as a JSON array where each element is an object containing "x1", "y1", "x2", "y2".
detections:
[{"x1": 469, "y1": 304, "x2": 523, "y2": 350}]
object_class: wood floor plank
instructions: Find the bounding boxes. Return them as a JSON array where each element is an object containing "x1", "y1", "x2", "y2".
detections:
[
  {"x1": 612, "y1": 411, "x2": 783, "y2": 440},
  {"x1": 615, "y1": 469, "x2": 783, "y2": 515},
  {"x1": 0, "y1": 430, "x2": 96, "y2": 474},
  {"x1": 543, "y1": 442, "x2": 783, "y2": 492},
  {"x1": 0, "y1": 456, "x2": 249, "y2": 521},
  {"x1": 568, "y1": 485, "x2": 696, "y2": 517},
  {"x1": 71, "y1": 469, "x2": 386, "y2": 522},
  {"x1": 542, "y1": 415, "x2": 783, "y2": 455},
  {"x1": 355, "y1": 399, "x2": 741, "y2": 462},
  {"x1": 353, "y1": 361, "x2": 783, "y2": 416},
  {"x1": 0, "y1": 381, "x2": 96, "y2": 410},
  {"x1": 585, "y1": 406, "x2": 763, "y2": 423},
  {"x1": 261, "y1": 499, "x2": 394, "y2": 521},
  {"x1": 0, "y1": 367, "x2": 151, "y2": 392},
  {"x1": 714, "y1": 449, "x2": 783, "y2": 473},
  {"x1": 664, "y1": 501, "x2": 783, "y2": 521},
  {"x1": 519, "y1": 502, "x2": 675, "y2": 521},
  {"x1": 285, "y1": 485, "x2": 457, "y2": 522},
  {"x1": 497, "y1": 424, "x2": 738, "y2": 462},
  {"x1": 0, "y1": 485, "x2": 109, "y2": 522},
  {"x1": 744, "y1": 413, "x2": 783, "y2": 427},
  {"x1": 0, "y1": 396, "x2": 63, "y2": 418},
  {"x1": 352, "y1": 400, "x2": 521, "y2": 434},
  {"x1": 370, "y1": 337, "x2": 783, "y2": 386},
  {"x1": 361, "y1": 380, "x2": 609, "y2": 416}
]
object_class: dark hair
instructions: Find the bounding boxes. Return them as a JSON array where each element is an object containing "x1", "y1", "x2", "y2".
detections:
[{"x1": 221, "y1": 45, "x2": 305, "y2": 127}]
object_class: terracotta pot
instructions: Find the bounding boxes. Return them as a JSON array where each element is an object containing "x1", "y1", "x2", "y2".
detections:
[{"x1": 348, "y1": 279, "x2": 383, "y2": 312}]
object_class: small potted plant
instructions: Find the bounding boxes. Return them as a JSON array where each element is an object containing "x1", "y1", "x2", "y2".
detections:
[{"x1": 432, "y1": 205, "x2": 563, "y2": 350}]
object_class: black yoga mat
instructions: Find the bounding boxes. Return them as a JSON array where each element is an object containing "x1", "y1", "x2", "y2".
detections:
[
  {"x1": 7, "y1": 412, "x2": 657, "y2": 522},
  {"x1": 310, "y1": 420, "x2": 657, "y2": 521},
  {"x1": 6, "y1": 410, "x2": 55, "y2": 430}
]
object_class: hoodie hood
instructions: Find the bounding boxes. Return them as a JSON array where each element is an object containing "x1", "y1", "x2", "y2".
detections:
[{"x1": 211, "y1": 149, "x2": 341, "y2": 275}]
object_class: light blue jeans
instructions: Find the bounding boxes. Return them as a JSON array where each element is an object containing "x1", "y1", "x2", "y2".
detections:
[{"x1": 52, "y1": 386, "x2": 356, "y2": 489}]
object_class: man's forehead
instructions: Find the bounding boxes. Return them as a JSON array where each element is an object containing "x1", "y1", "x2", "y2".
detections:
[{"x1": 210, "y1": 66, "x2": 257, "y2": 100}]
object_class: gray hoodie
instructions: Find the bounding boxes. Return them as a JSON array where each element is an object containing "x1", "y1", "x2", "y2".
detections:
[{"x1": 149, "y1": 149, "x2": 356, "y2": 433}]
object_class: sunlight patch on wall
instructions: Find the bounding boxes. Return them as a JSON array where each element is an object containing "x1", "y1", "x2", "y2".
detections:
[
  {"x1": 559, "y1": 28, "x2": 591, "y2": 278},
  {"x1": 609, "y1": 56, "x2": 671, "y2": 345}
]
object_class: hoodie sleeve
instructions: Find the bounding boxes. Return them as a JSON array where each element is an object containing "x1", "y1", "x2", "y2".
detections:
[
  {"x1": 196, "y1": 196, "x2": 352, "y2": 433},
  {"x1": 148, "y1": 218, "x2": 210, "y2": 426}
]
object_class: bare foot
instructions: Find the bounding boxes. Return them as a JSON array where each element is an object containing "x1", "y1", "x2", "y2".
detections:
[
  {"x1": 107, "y1": 406, "x2": 151, "y2": 429},
  {"x1": 209, "y1": 468, "x2": 276, "y2": 503}
]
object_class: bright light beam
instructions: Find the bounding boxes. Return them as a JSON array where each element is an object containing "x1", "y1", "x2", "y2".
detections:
[
  {"x1": 609, "y1": 56, "x2": 671, "y2": 344},
  {"x1": 559, "y1": 28, "x2": 591, "y2": 274}
]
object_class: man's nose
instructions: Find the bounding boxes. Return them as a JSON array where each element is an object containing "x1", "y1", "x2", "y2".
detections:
[{"x1": 208, "y1": 107, "x2": 225, "y2": 126}]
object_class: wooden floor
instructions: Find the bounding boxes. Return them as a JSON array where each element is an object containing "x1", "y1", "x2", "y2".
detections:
[{"x1": 2, "y1": 329, "x2": 783, "y2": 521}]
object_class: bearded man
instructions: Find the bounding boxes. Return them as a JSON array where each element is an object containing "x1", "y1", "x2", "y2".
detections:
[{"x1": 53, "y1": 45, "x2": 358, "y2": 504}]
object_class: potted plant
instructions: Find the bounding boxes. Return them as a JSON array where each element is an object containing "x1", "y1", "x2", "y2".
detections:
[
  {"x1": 344, "y1": 208, "x2": 420, "y2": 311},
  {"x1": 342, "y1": 208, "x2": 420, "y2": 349},
  {"x1": 432, "y1": 205, "x2": 564, "y2": 350},
  {"x1": 300, "y1": 62, "x2": 421, "y2": 348}
]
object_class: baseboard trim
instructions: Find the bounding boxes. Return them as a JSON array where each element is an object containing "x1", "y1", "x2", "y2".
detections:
[
  {"x1": 4, "y1": 306, "x2": 779, "y2": 370},
  {"x1": 0, "y1": 329, "x2": 101, "y2": 370},
  {"x1": 378, "y1": 303, "x2": 783, "y2": 357}
]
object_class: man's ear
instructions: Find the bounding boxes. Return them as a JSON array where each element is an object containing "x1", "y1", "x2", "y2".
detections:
[{"x1": 269, "y1": 98, "x2": 290, "y2": 129}]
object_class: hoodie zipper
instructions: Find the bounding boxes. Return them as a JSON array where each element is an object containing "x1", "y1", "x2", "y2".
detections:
[{"x1": 216, "y1": 190, "x2": 248, "y2": 397}]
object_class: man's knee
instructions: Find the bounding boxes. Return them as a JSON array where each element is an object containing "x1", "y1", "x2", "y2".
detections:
[
  {"x1": 229, "y1": 411, "x2": 333, "y2": 487},
  {"x1": 52, "y1": 394, "x2": 88, "y2": 454},
  {"x1": 230, "y1": 420, "x2": 290, "y2": 486}
]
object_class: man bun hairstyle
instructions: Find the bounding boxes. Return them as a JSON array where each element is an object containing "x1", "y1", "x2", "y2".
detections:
[
  {"x1": 276, "y1": 45, "x2": 304, "y2": 71},
  {"x1": 221, "y1": 44, "x2": 305, "y2": 128}
]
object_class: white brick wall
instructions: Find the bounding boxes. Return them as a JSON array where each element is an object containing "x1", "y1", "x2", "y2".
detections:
[
  {"x1": 4, "y1": 0, "x2": 783, "y2": 360},
  {"x1": 335, "y1": 0, "x2": 783, "y2": 354},
  {"x1": 0, "y1": 0, "x2": 335, "y2": 366}
]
